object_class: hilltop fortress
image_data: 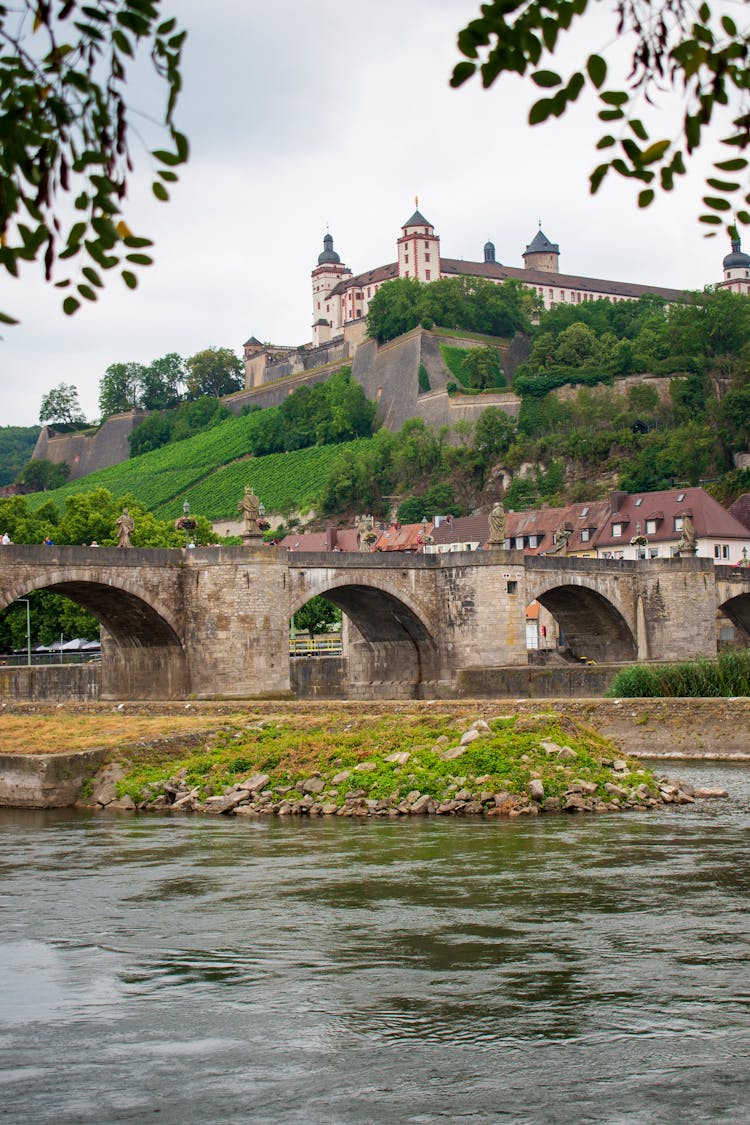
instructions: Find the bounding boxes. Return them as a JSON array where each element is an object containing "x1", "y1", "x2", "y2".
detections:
[{"x1": 243, "y1": 206, "x2": 750, "y2": 391}]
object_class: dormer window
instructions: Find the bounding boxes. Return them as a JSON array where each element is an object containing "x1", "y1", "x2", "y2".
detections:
[
  {"x1": 612, "y1": 523, "x2": 623, "y2": 537},
  {"x1": 635, "y1": 497, "x2": 643, "y2": 506},
  {"x1": 677, "y1": 492, "x2": 685, "y2": 502}
]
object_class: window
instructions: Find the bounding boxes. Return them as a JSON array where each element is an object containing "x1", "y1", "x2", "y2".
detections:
[
  {"x1": 425, "y1": 252, "x2": 430, "y2": 261},
  {"x1": 580, "y1": 507, "x2": 589, "y2": 517},
  {"x1": 612, "y1": 523, "x2": 623, "y2": 538},
  {"x1": 634, "y1": 497, "x2": 643, "y2": 506},
  {"x1": 528, "y1": 534, "x2": 538, "y2": 548},
  {"x1": 715, "y1": 544, "x2": 722, "y2": 559},
  {"x1": 581, "y1": 528, "x2": 590, "y2": 542},
  {"x1": 674, "y1": 517, "x2": 683, "y2": 532},
  {"x1": 425, "y1": 270, "x2": 431, "y2": 281},
  {"x1": 723, "y1": 544, "x2": 730, "y2": 559},
  {"x1": 507, "y1": 581, "x2": 518, "y2": 595},
  {"x1": 646, "y1": 519, "x2": 657, "y2": 535},
  {"x1": 515, "y1": 537, "x2": 524, "y2": 549},
  {"x1": 648, "y1": 548, "x2": 659, "y2": 558},
  {"x1": 677, "y1": 492, "x2": 685, "y2": 502}
]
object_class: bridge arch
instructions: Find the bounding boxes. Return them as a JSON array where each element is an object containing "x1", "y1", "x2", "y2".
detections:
[
  {"x1": 530, "y1": 580, "x2": 637, "y2": 663},
  {"x1": 1, "y1": 567, "x2": 187, "y2": 699},
  {"x1": 289, "y1": 574, "x2": 442, "y2": 697},
  {"x1": 717, "y1": 591, "x2": 750, "y2": 646}
]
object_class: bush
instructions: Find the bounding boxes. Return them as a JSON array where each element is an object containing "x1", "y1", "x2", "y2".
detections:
[{"x1": 607, "y1": 651, "x2": 750, "y2": 697}]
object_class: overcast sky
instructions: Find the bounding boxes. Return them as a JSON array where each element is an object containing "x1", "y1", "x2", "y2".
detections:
[{"x1": 0, "y1": 0, "x2": 733, "y2": 427}]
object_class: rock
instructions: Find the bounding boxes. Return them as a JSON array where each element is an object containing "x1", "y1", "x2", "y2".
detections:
[
  {"x1": 107, "y1": 795, "x2": 136, "y2": 811},
  {"x1": 480, "y1": 791, "x2": 495, "y2": 805},
  {"x1": 573, "y1": 780, "x2": 598, "y2": 795},
  {"x1": 529, "y1": 779, "x2": 545, "y2": 802},
  {"x1": 91, "y1": 763, "x2": 126, "y2": 807},
  {"x1": 460, "y1": 728, "x2": 481, "y2": 746},
  {"x1": 540, "y1": 739, "x2": 563, "y2": 756},
  {"x1": 238, "y1": 772, "x2": 269, "y2": 793},
  {"x1": 204, "y1": 794, "x2": 240, "y2": 814},
  {"x1": 354, "y1": 762, "x2": 377, "y2": 772},
  {"x1": 564, "y1": 794, "x2": 591, "y2": 813},
  {"x1": 455, "y1": 788, "x2": 473, "y2": 802},
  {"x1": 321, "y1": 803, "x2": 339, "y2": 815},
  {"x1": 613, "y1": 759, "x2": 629, "y2": 772},
  {"x1": 384, "y1": 751, "x2": 411, "y2": 765},
  {"x1": 410, "y1": 794, "x2": 432, "y2": 814},
  {"x1": 604, "y1": 782, "x2": 629, "y2": 799},
  {"x1": 634, "y1": 783, "x2": 653, "y2": 800},
  {"x1": 542, "y1": 797, "x2": 561, "y2": 812},
  {"x1": 471, "y1": 719, "x2": 491, "y2": 732},
  {"x1": 331, "y1": 770, "x2": 351, "y2": 785},
  {"x1": 302, "y1": 776, "x2": 325, "y2": 794},
  {"x1": 557, "y1": 747, "x2": 577, "y2": 761},
  {"x1": 440, "y1": 746, "x2": 466, "y2": 761},
  {"x1": 693, "y1": 787, "x2": 729, "y2": 799},
  {"x1": 406, "y1": 790, "x2": 421, "y2": 802},
  {"x1": 463, "y1": 801, "x2": 484, "y2": 815},
  {"x1": 437, "y1": 800, "x2": 459, "y2": 814}
]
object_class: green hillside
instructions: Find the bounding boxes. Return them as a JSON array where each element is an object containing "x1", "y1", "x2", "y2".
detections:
[{"x1": 25, "y1": 412, "x2": 372, "y2": 521}]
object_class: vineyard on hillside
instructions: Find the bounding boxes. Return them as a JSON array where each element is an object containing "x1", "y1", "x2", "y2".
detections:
[
  {"x1": 25, "y1": 411, "x2": 372, "y2": 521},
  {"x1": 154, "y1": 441, "x2": 372, "y2": 522}
]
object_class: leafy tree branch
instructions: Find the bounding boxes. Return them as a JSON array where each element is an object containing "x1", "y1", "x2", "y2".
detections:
[
  {"x1": 451, "y1": 0, "x2": 750, "y2": 235},
  {"x1": 0, "y1": 0, "x2": 188, "y2": 324}
]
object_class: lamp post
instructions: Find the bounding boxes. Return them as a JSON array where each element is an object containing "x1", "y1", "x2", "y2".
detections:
[
  {"x1": 182, "y1": 500, "x2": 190, "y2": 548},
  {"x1": 15, "y1": 598, "x2": 31, "y2": 666}
]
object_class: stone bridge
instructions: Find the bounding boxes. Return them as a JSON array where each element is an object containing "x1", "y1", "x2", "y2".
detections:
[{"x1": 0, "y1": 545, "x2": 748, "y2": 700}]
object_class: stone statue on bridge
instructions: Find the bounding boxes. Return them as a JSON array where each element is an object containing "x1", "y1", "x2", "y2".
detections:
[
  {"x1": 238, "y1": 486, "x2": 262, "y2": 541},
  {"x1": 116, "y1": 509, "x2": 134, "y2": 548},
  {"x1": 355, "y1": 514, "x2": 374, "y2": 552},
  {"x1": 677, "y1": 513, "x2": 697, "y2": 554},
  {"x1": 547, "y1": 523, "x2": 572, "y2": 556},
  {"x1": 488, "y1": 501, "x2": 506, "y2": 547}
]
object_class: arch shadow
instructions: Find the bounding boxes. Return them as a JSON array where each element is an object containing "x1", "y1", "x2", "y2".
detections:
[
  {"x1": 5, "y1": 577, "x2": 187, "y2": 699},
  {"x1": 718, "y1": 593, "x2": 750, "y2": 646},
  {"x1": 533, "y1": 582, "x2": 637, "y2": 663},
  {"x1": 290, "y1": 580, "x2": 442, "y2": 698}
]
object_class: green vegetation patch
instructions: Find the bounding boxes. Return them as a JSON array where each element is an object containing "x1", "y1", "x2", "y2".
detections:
[
  {"x1": 608, "y1": 652, "x2": 750, "y2": 698},
  {"x1": 114, "y1": 710, "x2": 657, "y2": 807}
]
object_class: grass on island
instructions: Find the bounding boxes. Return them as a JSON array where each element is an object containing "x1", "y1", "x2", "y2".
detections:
[{"x1": 104, "y1": 710, "x2": 657, "y2": 806}]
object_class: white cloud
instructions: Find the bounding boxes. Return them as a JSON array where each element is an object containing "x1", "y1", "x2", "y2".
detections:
[{"x1": 0, "y1": 0, "x2": 732, "y2": 426}]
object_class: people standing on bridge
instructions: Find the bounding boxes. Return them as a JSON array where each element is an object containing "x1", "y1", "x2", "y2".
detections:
[
  {"x1": 116, "y1": 509, "x2": 135, "y2": 548},
  {"x1": 1, "y1": 531, "x2": 12, "y2": 545}
]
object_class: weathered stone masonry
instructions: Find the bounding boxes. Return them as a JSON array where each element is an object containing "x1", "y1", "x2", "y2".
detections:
[{"x1": 0, "y1": 546, "x2": 747, "y2": 700}]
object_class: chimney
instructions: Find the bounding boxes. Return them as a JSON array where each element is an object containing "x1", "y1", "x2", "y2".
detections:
[{"x1": 609, "y1": 490, "x2": 627, "y2": 513}]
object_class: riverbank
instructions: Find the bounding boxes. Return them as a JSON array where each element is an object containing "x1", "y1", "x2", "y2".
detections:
[{"x1": 2, "y1": 698, "x2": 745, "y2": 810}]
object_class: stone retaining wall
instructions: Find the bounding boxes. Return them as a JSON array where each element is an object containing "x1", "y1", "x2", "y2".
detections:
[{"x1": 0, "y1": 664, "x2": 100, "y2": 701}]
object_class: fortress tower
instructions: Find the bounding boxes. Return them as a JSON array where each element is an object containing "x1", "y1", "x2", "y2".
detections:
[
  {"x1": 522, "y1": 226, "x2": 560, "y2": 273},
  {"x1": 720, "y1": 235, "x2": 750, "y2": 295},
  {"x1": 311, "y1": 233, "x2": 351, "y2": 345},
  {"x1": 397, "y1": 207, "x2": 440, "y2": 282}
]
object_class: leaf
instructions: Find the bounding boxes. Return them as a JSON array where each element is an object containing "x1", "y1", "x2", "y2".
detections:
[
  {"x1": 0, "y1": 311, "x2": 19, "y2": 325},
  {"x1": 152, "y1": 182, "x2": 169, "y2": 201},
  {"x1": 116, "y1": 220, "x2": 133, "y2": 239},
  {"x1": 629, "y1": 119, "x2": 648, "y2": 141},
  {"x1": 590, "y1": 163, "x2": 609, "y2": 193},
  {"x1": 125, "y1": 252, "x2": 153, "y2": 265},
  {"x1": 601, "y1": 90, "x2": 628, "y2": 106},
  {"x1": 596, "y1": 135, "x2": 616, "y2": 150},
  {"x1": 121, "y1": 270, "x2": 138, "y2": 289},
  {"x1": 529, "y1": 98, "x2": 554, "y2": 125},
  {"x1": 531, "y1": 70, "x2": 562, "y2": 88},
  {"x1": 715, "y1": 157, "x2": 748, "y2": 171},
  {"x1": 82, "y1": 266, "x2": 103, "y2": 288},
  {"x1": 77, "y1": 284, "x2": 97, "y2": 301},
  {"x1": 450, "y1": 61, "x2": 476, "y2": 87},
  {"x1": 640, "y1": 139, "x2": 671, "y2": 165},
  {"x1": 698, "y1": 215, "x2": 723, "y2": 225},
  {"x1": 63, "y1": 296, "x2": 81, "y2": 315},
  {"x1": 586, "y1": 54, "x2": 607, "y2": 89},
  {"x1": 706, "y1": 178, "x2": 740, "y2": 192},
  {"x1": 638, "y1": 189, "x2": 655, "y2": 208},
  {"x1": 702, "y1": 195, "x2": 732, "y2": 211}
]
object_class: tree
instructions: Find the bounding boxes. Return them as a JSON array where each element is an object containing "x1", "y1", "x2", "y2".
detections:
[
  {"x1": 462, "y1": 345, "x2": 503, "y2": 390},
  {"x1": 451, "y1": 0, "x2": 750, "y2": 236},
  {"x1": 0, "y1": 1, "x2": 187, "y2": 325},
  {"x1": 293, "y1": 596, "x2": 341, "y2": 635},
  {"x1": 140, "y1": 353, "x2": 185, "y2": 410},
  {"x1": 15, "y1": 458, "x2": 69, "y2": 491},
  {"x1": 39, "y1": 382, "x2": 85, "y2": 425},
  {"x1": 473, "y1": 406, "x2": 516, "y2": 458},
  {"x1": 185, "y1": 347, "x2": 244, "y2": 399},
  {"x1": 366, "y1": 277, "x2": 423, "y2": 343},
  {"x1": 99, "y1": 362, "x2": 145, "y2": 418}
]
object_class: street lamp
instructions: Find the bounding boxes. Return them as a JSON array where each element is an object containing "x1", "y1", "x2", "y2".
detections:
[
  {"x1": 15, "y1": 598, "x2": 31, "y2": 666},
  {"x1": 182, "y1": 500, "x2": 190, "y2": 548}
]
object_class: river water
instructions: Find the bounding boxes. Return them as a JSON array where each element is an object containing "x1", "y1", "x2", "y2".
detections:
[{"x1": 1, "y1": 761, "x2": 749, "y2": 1125}]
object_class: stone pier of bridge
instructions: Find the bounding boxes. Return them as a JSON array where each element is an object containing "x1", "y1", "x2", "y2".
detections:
[{"x1": 0, "y1": 545, "x2": 747, "y2": 700}]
